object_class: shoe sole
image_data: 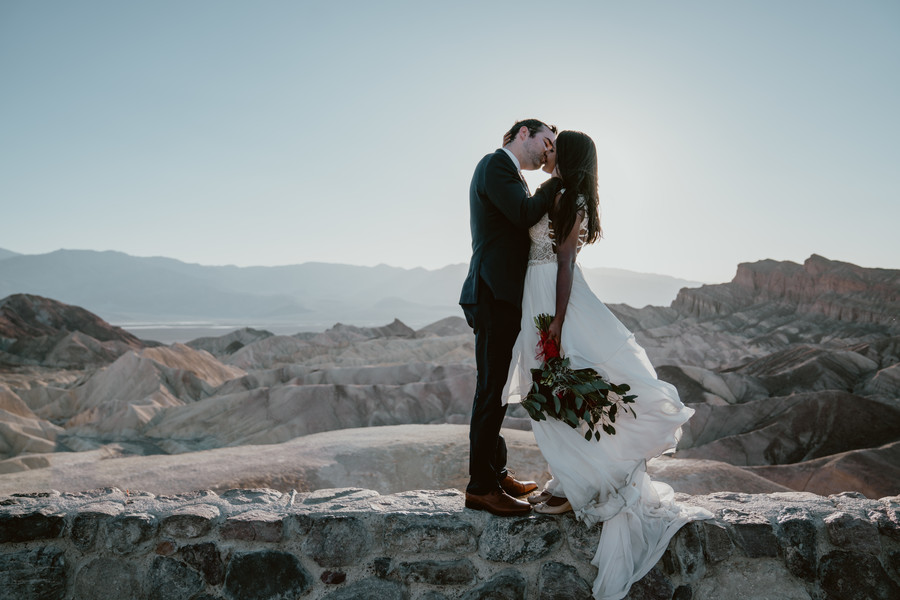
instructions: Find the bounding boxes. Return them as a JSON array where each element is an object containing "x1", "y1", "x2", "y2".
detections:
[
  {"x1": 501, "y1": 484, "x2": 539, "y2": 497},
  {"x1": 465, "y1": 499, "x2": 532, "y2": 516}
]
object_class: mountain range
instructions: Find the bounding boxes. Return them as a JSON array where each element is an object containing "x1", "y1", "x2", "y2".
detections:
[
  {"x1": 0, "y1": 248, "x2": 700, "y2": 335},
  {"x1": 0, "y1": 253, "x2": 897, "y2": 499}
]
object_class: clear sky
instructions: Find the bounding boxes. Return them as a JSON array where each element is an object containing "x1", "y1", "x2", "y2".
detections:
[{"x1": 1, "y1": 1, "x2": 898, "y2": 283}]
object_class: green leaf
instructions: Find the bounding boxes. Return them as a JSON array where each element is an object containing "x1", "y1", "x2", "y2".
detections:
[
  {"x1": 584, "y1": 430, "x2": 593, "y2": 441},
  {"x1": 553, "y1": 395, "x2": 561, "y2": 414}
]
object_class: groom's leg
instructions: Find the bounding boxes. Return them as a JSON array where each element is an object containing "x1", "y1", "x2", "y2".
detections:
[
  {"x1": 494, "y1": 433, "x2": 508, "y2": 482},
  {"x1": 466, "y1": 278, "x2": 520, "y2": 494}
]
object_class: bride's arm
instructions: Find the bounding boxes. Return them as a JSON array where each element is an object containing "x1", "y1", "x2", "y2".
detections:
[{"x1": 549, "y1": 210, "x2": 585, "y2": 343}]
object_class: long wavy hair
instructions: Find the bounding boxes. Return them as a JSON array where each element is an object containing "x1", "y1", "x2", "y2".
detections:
[{"x1": 551, "y1": 130, "x2": 602, "y2": 244}]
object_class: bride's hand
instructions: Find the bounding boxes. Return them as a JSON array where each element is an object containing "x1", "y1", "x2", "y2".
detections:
[{"x1": 548, "y1": 318, "x2": 563, "y2": 344}]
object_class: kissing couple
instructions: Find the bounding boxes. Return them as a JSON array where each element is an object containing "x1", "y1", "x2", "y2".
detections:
[{"x1": 459, "y1": 119, "x2": 711, "y2": 600}]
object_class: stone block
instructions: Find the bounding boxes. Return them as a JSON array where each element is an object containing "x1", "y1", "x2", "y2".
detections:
[
  {"x1": 387, "y1": 558, "x2": 475, "y2": 585},
  {"x1": 888, "y1": 550, "x2": 900, "y2": 580},
  {"x1": 460, "y1": 569, "x2": 526, "y2": 600},
  {"x1": 383, "y1": 513, "x2": 478, "y2": 553},
  {"x1": 301, "y1": 488, "x2": 379, "y2": 507},
  {"x1": 624, "y1": 567, "x2": 674, "y2": 600},
  {"x1": 161, "y1": 504, "x2": 219, "y2": 538},
  {"x1": 0, "y1": 508, "x2": 64, "y2": 543},
  {"x1": 156, "y1": 541, "x2": 176, "y2": 556},
  {"x1": 287, "y1": 513, "x2": 313, "y2": 537},
  {"x1": 478, "y1": 515, "x2": 562, "y2": 564},
  {"x1": 302, "y1": 516, "x2": 372, "y2": 567},
  {"x1": 872, "y1": 505, "x2": 900, "y2": 540},
  {"x1": 722, "y1": 510, "x2": 779, "y2": 558},
  {"x1": 320, "y1": 571, "x2": 346, "y2": 584},
  {"x1": 672, "y1": 585, "x2": 692, "y2": 600},
  {"x1": 223, "y1": 550, "x2": 312, "y2": 600},
  {"x1": 699, "y1": 521, "x2": 733, "y2": 563},
  {"x1": 145, "y1": 556, "x2": 204, "y2": 600},
  {"x1": 180, "y1": 542, "x2": 225, "y2": 586},
  {"x1": 818, "y1": 550, "x2": 900, "y2": 600},
  {"x1": 664, "y1": 522, "x2": 706, "y2": 583},
  {"x1": 538, "y1": 561, "x2": 592, "y2": 600},
  {"x1": 74, "y1": 557, "x2": 138, "y2": 600},
  {"x1": 824, "y1": 511, "x2": 881, "y2": 555},
  {"x1": 692, "y1": 556, "x2": 812, "y2": 599},
  {"x1": 221, "y1": 510, "x2": 283, "y2": 542},
  {"x1": 0, "y1": 546, "x2": 67, "y2": 600},
  {"x1": 105, "y1": 512, "x2": 158, "y2": 555},
  {"x1": 321, "y1": 577, "x2": 407, "y2": 600},
  {"x1": 776, "y1": 507, "x2": 818, "y2": 580},
  {"x1": 372, "y1": 556, "x2": 392, "y2": 579},
  {"x1": 221, "y1": 488, "x2": 283, "y2": 505},
  {"x1": 71, "y1": 502, "x2": 122, "y2": 551},
  {"x1": 562, "y1": 515, "x2": 604, "y2": 562}
]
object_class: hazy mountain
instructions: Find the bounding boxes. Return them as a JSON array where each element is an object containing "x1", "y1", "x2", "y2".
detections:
[
  {"x1": 0, "y1": 248, "x2": 20, "y2": 261},
  {"x1": 0, "y1": 249, "x2": 701, "y2": 329},
  {"x1": 581, "y1": 266, "x2": 700, "y2": 308}
]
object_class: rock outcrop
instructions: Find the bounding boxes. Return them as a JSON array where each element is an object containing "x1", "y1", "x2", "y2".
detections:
[
  {"x1": 672, "y1": 254, "x2": 900, "y2": 326},
  {"x1": 0, "y1": 294, "x2": 146, "y2": 367}
]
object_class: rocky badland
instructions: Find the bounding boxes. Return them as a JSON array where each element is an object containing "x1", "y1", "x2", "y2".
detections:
[{"x1": 0, "y1": 254, "x2": 897, "y2": 501}]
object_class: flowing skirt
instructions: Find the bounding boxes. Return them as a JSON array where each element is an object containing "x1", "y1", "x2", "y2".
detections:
[{"x1": 503, "y1": 262, "x2": 712, "y2": 600}]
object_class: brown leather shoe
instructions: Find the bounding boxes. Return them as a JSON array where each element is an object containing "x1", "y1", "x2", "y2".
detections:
[
  {"x1": 499, "y1": 473, "x2": 539, "y2": 497},
  {"x1": 465, "y1": 490, "x2": 533, "y2": 516}
]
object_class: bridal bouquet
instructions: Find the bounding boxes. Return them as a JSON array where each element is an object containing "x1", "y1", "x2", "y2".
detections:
[{"x1": 521, "y1": 313, "x2": 637, "y2": 441}]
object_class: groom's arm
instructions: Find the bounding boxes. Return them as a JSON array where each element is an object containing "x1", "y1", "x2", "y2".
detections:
[{"x1": 484, "y1": 155, "x2": 561, "y2": 229}]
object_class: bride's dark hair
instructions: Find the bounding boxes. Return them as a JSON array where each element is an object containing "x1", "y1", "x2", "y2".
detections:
[{"x1": 552, "y1": 130, "x2": 602, "y2": 244}]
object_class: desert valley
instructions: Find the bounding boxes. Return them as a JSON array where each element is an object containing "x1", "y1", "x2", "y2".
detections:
[{"x1": 0, "y1": 254, "x2": 897, "y2": 500}]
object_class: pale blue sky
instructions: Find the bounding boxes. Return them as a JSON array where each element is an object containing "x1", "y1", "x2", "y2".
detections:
[{"x1": 1, "y1": 0, "x2": 898, "y2": 283}]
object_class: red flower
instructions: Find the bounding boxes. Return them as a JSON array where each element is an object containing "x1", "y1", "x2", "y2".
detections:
[{"x1": 536, "y1": 331, "x2": 561, "y2": 362}]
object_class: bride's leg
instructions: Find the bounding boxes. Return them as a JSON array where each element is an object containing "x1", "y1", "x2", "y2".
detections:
[{"x1": 545, "y1": 469, "x2": 567, "y2": 499}]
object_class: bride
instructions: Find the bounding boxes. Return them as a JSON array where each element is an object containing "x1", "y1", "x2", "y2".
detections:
[{"x1": 502, "y1": 130, "x2": 712, "y2": 600}]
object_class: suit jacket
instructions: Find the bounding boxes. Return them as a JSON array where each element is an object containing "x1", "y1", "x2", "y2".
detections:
[{"x1": 459, "y1": 149, "x2": 560, "y2": 307}]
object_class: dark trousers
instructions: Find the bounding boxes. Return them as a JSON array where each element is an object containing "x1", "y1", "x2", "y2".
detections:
[{"x1": 461, "y1": 278, "x2": 522, "y2": 494}]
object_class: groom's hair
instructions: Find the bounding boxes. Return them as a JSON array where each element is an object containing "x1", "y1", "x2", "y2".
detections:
[{"x1": 505, "y1": 119, "x2": 557, "y2": 142}]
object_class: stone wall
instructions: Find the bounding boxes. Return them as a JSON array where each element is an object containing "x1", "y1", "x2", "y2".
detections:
[{"x1": 1, "y1": 487, "x2": 899, "y2": 600}]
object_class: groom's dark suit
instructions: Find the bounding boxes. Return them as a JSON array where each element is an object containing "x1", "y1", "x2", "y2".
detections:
[{"x1": 460, "y1": 149, "x2": 560, "y2": 494}]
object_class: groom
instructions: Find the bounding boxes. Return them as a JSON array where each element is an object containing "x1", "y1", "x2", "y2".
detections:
[{"x1": 460, "y1": 119, "x2": 561, "y2": 516}]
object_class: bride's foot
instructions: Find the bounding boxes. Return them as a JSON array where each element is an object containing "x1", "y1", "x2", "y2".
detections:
[
  {"x1": 534, "y1": 495, "x2": 572, "y2": 514},
  {"x1": 527, "y1": 489, "x2": 552, "y2": 505}
]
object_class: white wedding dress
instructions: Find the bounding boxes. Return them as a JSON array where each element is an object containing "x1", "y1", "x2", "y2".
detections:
[{"x1": 503, "y1": 210, "x2": 712, "y2": 600}]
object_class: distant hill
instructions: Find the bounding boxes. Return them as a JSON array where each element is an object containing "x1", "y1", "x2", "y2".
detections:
[
  {"x1": 0, "y1": 250, "x2": 701, "y2": 328},
  {"x1": 0, "y1": 248, "x2": 20, "y2": 261}
]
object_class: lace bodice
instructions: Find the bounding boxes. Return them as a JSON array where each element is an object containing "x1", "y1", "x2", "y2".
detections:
[{"x1": 528, "y1": 196, "x2": 589, "y2": 266}]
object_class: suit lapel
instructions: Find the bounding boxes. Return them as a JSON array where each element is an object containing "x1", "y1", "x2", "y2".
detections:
[{"x1": 496, "y1": 149, "x2": 530, "y2": 195}]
